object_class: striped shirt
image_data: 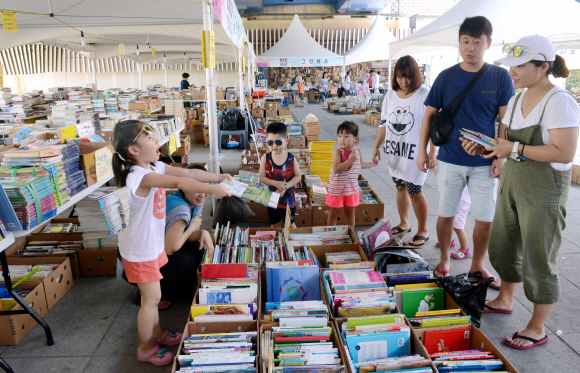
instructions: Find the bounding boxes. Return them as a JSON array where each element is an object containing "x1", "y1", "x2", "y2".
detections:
[{"x1": 328, "y1": 147, "x2": 361, "y2": 197}]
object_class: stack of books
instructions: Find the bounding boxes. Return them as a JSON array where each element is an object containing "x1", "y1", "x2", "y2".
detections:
[
  {"x1": 263, "y1": 300, "x2": 328, "y2": 324},
  {"x1": 325, "y1": 252, "x2": 373, "y2": 269},
  {"x1": 408, "y1": 309, "x2": 470, "y2": 327},
  {"x1": 309, "y1": 141, "x2": 334, "y2": 183},
  {"x1": 177, "y1": 331, "x2": 258, "y2": 372},
  {"x1": 340, "y1": 314, "x2": 415, "y2": 369},
  {"x1": 322, "y1": 269, "x2": 394, "y2": 318},
  {"x1": 303, "y1": 115, "x2": 321, "y2": 143},
  {"x1": 41, "y1": 222, "x2": 81, "y2": 233},
  {"x1": 288, "y1": 123, "x2": 303, "y2": 137},
  {"x1": 104, "y1": 92, "x2": 118, "y2": 114},
  {"x1": 0, "y1": 175, "x2": 58, "y2": 230},
  {"x1": 0, "y1": 88, "x2": 13, "y2": 118},
  {"x1": 42, "y1": 162, "x2": 71, "y2": 207},
  {"x1": 192, "y1": 264, "x2": 258, "y2": 331},
  {"x1": 261, "y1": 318, "x2": 345, "y2": 372},
  {"x1": 309, "y1": 185, "x2": 327, "y2": 204},
  {"x1": 75, "y1": 187, "x2": 126, "y2": 249},
  {"x1": 433, "y1": 350, "x2": 505, "y2": 372},
  {"x1": 14, "y1": 239, "x2": 82, "y2": 256},
  {"x1": 287, "y1": 226, "x2": 353, "y2": 247}
]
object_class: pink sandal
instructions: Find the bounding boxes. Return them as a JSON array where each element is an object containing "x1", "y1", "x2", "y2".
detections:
[
  {"x1": 450, "y1": 247, "x2": 471, "y2": 260},
  {"x1": 436, "y1": 239, "x2": 456, "y2": 248},
  {"x1": 137, "y1": 346, "x2": 174, "y2": 366},
  {"x1": 152, "y1": 330, "x2": 182, "y2": 346}
]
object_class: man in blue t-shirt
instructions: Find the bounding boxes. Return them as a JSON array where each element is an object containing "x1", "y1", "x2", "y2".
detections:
[
  {"x1": 180, "y1": 72, "x2": 196, "y2": 90},
  {"x1": 417, "y1": 16, "x2": 515, "y2": 288}
]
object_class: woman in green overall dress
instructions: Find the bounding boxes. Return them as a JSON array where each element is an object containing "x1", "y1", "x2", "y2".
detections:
[{"x1": 462, "y1": 35, "x2": 580, "y2": 350}]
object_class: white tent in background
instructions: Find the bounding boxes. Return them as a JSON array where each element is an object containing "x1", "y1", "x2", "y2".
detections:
[
  {"x1": 389, "y1": 0, "x2": 580, "y2": 58},
  {"x1": 0, "y1": 0, "x2": 241, "y2": 63},
  {"x1": 258, "y1": 14, "x2": 343, "y2": 67},
  {"x1": 344, "y1": 15, "x2": 397, "y2": 66}
]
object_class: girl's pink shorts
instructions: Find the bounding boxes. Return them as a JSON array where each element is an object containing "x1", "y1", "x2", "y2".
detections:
[
  {"x1": 325, "y1": 193, "x2": 359, "y2": 208},
  {"x1": 122, "y1": 251, "x2": 168, "y2": 283}
]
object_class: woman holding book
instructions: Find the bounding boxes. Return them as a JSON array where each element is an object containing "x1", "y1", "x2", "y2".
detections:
[
  {"x1": 462, "y1": 35, "x2": 580, "y2": 350},
  {"x1": 372, "y1": 56, "x2": 434, "y2": 246}
]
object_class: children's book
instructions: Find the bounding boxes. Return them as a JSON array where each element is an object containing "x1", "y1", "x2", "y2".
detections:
[
  {"x1": 267, "y1": 266, "x2": 320, "y2": 302},
  {"x1": 401, "y1": 288, "x2": 444, "y2": 318},
  {"x1": 423, "y1": 327, "x2": 471, "y2": 355}
]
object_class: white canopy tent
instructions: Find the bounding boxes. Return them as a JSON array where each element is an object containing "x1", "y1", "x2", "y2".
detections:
[
  {"x1": 258, "y1": 14, "x2": 343, "y2": 67},
  {"x1": 0, "y1": 0, "x2": 253, "y2": 194},
  {"x1": 389, "y1": 0, "x2": 580, "y2": 59},
  {"x1": 344, "y1": 16, "x2": 396, "y2": 66}
]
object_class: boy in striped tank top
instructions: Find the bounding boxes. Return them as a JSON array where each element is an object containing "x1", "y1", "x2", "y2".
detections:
[
  {"x1": 259, "y1": 122, "x2": 302, "y2": 228},
  {"x1": 326, "y1": 121, "x2": 377, "y2": 228}
]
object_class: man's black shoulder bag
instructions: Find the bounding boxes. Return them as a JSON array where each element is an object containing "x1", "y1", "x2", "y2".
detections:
[{"x1": 430, "y1": 63, "x2": 490, "y2": 146}]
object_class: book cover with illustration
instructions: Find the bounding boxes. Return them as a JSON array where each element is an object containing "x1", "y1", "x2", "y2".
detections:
[
  {"x1": 401, "y1": 288, "x2": 444, "y2": 318},
  {"x1": 268, "y1": 266, "x2": 320, "y2": 302}
]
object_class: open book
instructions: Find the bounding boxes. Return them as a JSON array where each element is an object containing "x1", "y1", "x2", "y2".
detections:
[{"x1": 221, "y1": 179, "x2": 280, "y2": 208}]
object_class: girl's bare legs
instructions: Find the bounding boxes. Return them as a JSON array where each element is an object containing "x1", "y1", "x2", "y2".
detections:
[{"x1": 137, "y1": 281, "x2": 163, "y2": 356}]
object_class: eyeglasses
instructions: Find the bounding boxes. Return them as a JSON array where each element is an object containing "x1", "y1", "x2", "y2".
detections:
[
  {"x1": 502, "y1": 44, "x2": 547, "y2": 61},
  {"x1": 132, "y1": 125, "x2": 156, "y2": 143},
  {"x1": 267, "y1": 139, "x2": 283, "y2": 146}
]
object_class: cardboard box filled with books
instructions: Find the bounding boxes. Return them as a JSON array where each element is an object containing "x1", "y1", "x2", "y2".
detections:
[{"x1": 171, "y1": 320, "x2": 259, "y2": 373}]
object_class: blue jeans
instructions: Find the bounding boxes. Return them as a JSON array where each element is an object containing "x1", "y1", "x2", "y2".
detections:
[{"x1": 320, "y1": 88, "x2": 327, "y2": 102}]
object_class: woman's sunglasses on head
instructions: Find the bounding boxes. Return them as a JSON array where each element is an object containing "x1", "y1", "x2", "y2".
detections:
[
  {"x1": 267, "y1": 139, "x2": 283, "y2": 146},
  {"x1": 132, "y1": 125, "x2": 157, "y2": 143},
  {"x1": 502, "y1": 44, "x2": 547, "y2": 61}
]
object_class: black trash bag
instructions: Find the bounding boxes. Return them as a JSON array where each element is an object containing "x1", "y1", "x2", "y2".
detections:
[
  {"x1": 212, "y1": 196, "x2": 256, "y2": 226},
  {"x1": 220, "y1": 107, "x2": 246, "y2": 131},
  {"x1": 438, "y1": 273, "x2": 492, "y2": 328}
]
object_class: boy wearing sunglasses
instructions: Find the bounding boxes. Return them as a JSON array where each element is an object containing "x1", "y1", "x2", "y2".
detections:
[{"x1": 259, "y1": 122, "x2": 302, "y2": 228}]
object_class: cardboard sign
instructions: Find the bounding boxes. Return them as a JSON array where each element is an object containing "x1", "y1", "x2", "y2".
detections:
[
  {"x1": 1, "y1": 11, "x2": 17, "y2": 32},
  {"x1": 76, "y1": 121, "x2": 95, "y2": 138},
  {"x1": 95, "y1": 147, "x2": 113, "y2": 181},
  {"x1": 201, "y1": 30, "x2": 215, "y2": 69},
  {"x1": 152, "y1": 48, "x2": 156, "y2": 57},
  {"x1": 59, "y1": 125, "x2": 77, "y2": 143},
  {"x1": 168, "y1": 134, "x2": 177, "y2": 155}
]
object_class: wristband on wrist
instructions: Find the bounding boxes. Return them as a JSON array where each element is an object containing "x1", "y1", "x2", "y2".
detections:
[{"x1": 521, "y1": 144, "x2": 526, "y2": 157}]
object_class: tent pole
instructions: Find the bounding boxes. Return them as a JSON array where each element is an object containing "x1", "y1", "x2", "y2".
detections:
[
  {"x1": 163, "y1": 54, "x2": 168, "y2": 87},
  {"x1": 238, "y1": 47, "x2": 245, "y2": 111},
  {"x1": 91, "y1": 53, "x2": 97, "y2": 89},
  {"x1": 137, "y1": 47, "x2": 143, "y2": 91},
  {"x1": 388, "y1": 58, "x2": 392, "y2": 90},
  {"x1": 202, "y1": 0, "x2": 220, "y2": 212}
]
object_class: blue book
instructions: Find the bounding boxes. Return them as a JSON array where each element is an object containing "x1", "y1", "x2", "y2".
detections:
[
  {"x1": 344, "y1": 330, "x2": 410, "y2": 365},
  {"x1": 268, "y1": 266, "x2": 320, "y2": 303},
  {"x1": 0, "y1": 184, "x2": 22, "y2": 231}
]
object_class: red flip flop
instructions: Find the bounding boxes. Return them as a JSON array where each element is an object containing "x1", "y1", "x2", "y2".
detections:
[
  {"x1": 433, "y1": 266, "x2": 450, "y2": 278},
  {"x1": 137, "y1": 346, "x2": 174, "y2": 366},
  {"x1": 483, "y1": 304, "x2": 513, "y2": 314},
  {"x1": 504, "y1": 332, "x2": 549, "y2": 350}
]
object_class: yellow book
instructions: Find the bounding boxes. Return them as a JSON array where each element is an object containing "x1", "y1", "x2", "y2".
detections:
[
  {"x1": 190, "y1": 304, "x2": 253, "y2": 318},
  {"x1": 415, "y1": 309, "x2": 461, "y2": 318},
  {"x1": 394, "y1": 282, "x2": 437, "y2": 290},
  {"x1": 421, "y1": 316, "x2": 470, "y2": 327}
]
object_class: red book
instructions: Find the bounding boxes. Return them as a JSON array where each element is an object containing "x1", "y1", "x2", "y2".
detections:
[
  {"x1": 202, "y1": 263, "x2": 248, "y2": 279},
  {"x1": 423, "y1": 327, "x2": 471, "y2": 355}
]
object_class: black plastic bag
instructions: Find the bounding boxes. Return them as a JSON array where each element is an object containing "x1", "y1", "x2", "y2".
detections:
[
  {"x1": 438, "y1": 273, "x2": 492, "y2": 328},
  {"x1": 212, "y1": 196, "x2": 256, "y2": 226}
]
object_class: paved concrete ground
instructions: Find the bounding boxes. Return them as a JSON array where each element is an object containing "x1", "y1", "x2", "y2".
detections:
[{"x1": 1, "y1": 102, "x2": 579, "y2": 372}]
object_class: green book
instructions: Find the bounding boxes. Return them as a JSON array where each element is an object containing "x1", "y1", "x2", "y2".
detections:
[
  {"x1": 346, "y1": 314, "x2": 405, "y2": 329},
  {"x1": 401, "y1": 288, "x2": 445, "y2": 318}
]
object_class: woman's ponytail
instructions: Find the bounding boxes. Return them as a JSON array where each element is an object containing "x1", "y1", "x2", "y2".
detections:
[{"x1": 551, "y1": 55, "x2": 569, "y2": 79}]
